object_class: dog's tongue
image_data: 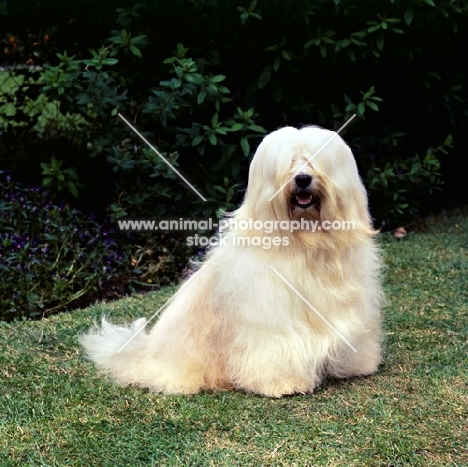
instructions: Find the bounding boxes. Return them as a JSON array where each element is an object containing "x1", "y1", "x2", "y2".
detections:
[{"x1": 296, "y1": 194, "x2": 313, "y2": 205}]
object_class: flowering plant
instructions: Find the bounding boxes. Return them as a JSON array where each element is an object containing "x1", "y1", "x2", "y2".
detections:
[{"x1": 0, "y1": 171, "x2": 127, "y2": 320}]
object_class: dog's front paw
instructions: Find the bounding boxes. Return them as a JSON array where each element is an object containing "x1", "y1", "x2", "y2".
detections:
[
  {"x1": 328, "y1": 353, "x2": 381, "y2": 380},
  {"x1": 243, "y1": 379, "x2": 317, "y2": 398}
]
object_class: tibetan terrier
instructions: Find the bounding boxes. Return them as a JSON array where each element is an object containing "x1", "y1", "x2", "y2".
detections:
[{"x1": 80, "y1": 126, "x2": 383, "y2": 398}]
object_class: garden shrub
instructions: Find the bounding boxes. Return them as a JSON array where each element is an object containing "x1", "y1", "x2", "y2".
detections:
[
  {"x1": 0, "y1": 171, "x2": 128, "y2": 320},
  {"x1": 0, "y1": 2, "x2": 466, "y2": 219}
]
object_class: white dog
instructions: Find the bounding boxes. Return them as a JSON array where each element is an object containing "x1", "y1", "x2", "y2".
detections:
[{"x1": 80, "y1": 126, "x2": 383, "y2": 398}]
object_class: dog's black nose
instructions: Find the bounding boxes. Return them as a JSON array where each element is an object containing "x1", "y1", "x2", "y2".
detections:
[{"x1": 294, "y1": 174, "x2": 312, "y2": 189}]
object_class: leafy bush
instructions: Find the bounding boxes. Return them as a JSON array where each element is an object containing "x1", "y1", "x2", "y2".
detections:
[
  {"x1": 365, "y1": 135, "x2": 452, "y2": 223},
  {"x1": 0, "y1": 47, "x2": 267, "y2": 220},
  {"x1": 0, "y1": 0, "x2": 467, "y2": 236},
  {"x1": 0, "y1": 171, "x2": 127, "y2": 320}
]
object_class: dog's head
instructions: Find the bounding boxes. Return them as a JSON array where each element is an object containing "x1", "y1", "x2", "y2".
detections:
[{"x1": 236, "y1": 126, "x2": 374, "y2": 239}]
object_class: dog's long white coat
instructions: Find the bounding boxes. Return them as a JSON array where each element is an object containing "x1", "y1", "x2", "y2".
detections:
[{"x1": 80, "y1": 126, "x2": 383, "y2": 397}]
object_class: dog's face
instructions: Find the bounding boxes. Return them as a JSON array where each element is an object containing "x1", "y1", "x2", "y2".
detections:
[
  {"x1": 286, "y1": 155, "x2": 328, "y2": 221},
  {"x1": 236, "y1": 125, "x2": 373, "y2": 240}
]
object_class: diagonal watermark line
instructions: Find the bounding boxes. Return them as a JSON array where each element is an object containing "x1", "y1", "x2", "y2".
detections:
[
  {"x1": 268, "y1": 114, "x2": 356, "y2": 202},
  {"x1": 118, "y1": 113, "x2": 207, "y2": 202},
  {"x1": 268, "y1": 265, "x2": 357, "y2": 353},
  {"x1": 117, "y1": 271, "x2": 200, "y2": 353}
]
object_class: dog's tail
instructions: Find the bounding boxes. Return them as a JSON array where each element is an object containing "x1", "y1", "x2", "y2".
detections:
[
  {"x1": 79, "y1": 316, "x2": 208, "y2": 393},
  {"x1": 79, "y1": 317, "x2": 149, "y2": 376}
]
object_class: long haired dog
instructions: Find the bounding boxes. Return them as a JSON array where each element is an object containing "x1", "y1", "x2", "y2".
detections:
[{"x1": 80, "y1": 126, "x2": 383, "y2": 398}]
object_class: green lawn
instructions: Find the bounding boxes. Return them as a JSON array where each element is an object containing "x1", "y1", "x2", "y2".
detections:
[{"x1": 1, "y1": 209, "x2": 467, "y2": 466}]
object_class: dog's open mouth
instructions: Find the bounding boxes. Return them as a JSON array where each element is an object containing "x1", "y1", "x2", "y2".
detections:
[
  {"x1": 291, "y1": 192, "x2": 318, "y2": 209},
  {"x1": 290, "y1": 173, "x2": 319, "y2": 209}
]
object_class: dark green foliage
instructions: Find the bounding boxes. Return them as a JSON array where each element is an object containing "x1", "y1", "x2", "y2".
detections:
[
  {"x1": 1, "y1": 0, "x2": 467, "y2": 225},
  {"x1": 0, "y1": 172, "x2": 127, "y2": 320}
]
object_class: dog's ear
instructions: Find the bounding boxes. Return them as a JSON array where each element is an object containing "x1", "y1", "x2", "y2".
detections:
[
  {"x1": 328, "y1": 143, "x2": 372, "y2": 228},
  {"x1": 251, "y1": 127, "x2": 299, "y2": 183},
  {"x1": 299, "y1": 127, "x2": 374, "y2": 229},
  {"x1": 327, "y1": 176, "x2": 372, "y2": 231},
  {"x1": 323, "y1": 177, "x2": 371, "y2": 228},
  {"x1": 238, "y1": 127, "x2": 299, "y2": 221}
]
